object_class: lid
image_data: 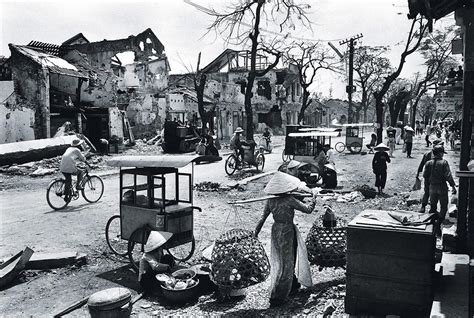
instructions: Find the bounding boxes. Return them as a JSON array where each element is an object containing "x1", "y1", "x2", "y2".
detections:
[{"x1": 88, "y1": 288, "x2": 131, "y2": 310}]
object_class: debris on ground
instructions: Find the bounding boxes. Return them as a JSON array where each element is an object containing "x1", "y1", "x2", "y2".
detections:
[
  {"x1": 353, "y1": 184, "x2": 378, "y2": 199},
  {"x1": 0, "y1": 247, "x2": 34, "y2": 289},
  {"x1": 195, "y1": 181, "x2": 222, "y2": 192}
]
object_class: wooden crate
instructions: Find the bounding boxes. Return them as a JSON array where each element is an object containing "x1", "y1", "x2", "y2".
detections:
[{"x1": 345, "y1": 209, "x2": 436, "y2": 317}]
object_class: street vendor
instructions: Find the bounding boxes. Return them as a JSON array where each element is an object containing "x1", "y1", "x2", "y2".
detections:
[
  {"x1": 230, "y1": 127, "x2": 252, "y2": 163},
  {"x1": 254, "y1": 172, "x2": 316, "y2": 307},
  {"x1": 285, "y1": 160, "x2": 301, "y2": 177},
  {"x1": 138, "y1": 230, "x2": 175, "y2": 293}
]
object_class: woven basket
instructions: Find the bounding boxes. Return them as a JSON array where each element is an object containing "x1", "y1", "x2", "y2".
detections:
[
  {"x1": 211, "y1": 229, "x2": 270, "y2": 289},
  {"x1": 306, "y1": 222, "x2": 346, "y2": 268}
]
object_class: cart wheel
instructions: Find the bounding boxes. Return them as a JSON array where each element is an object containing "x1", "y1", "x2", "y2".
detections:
[
  {"x1": 166, "y1": 237, "x2": 196, "y2": 262},
  {"x1": 225, "y1": 154, "x2": 238, "y2": 176},
  {"x1": 334, "y1": 142, "x2": 346, "y2": 153},
  {"x1": 256, "y1": 153, "x2": 265, "y2": 172},
  {"x1": 127, "y1": 226, "x2": 150, "y2": 273},
  {"x1": 349, "y1": 141, "x2": 362, "y2": 154},
  {"x1": 105, "y1": 215, "x2": 128, "y2": 257},
  {"x1": 46, "y1": 179, "x2": 70, "y2": 210},
  {"x1": 82, "y1": 175, "x2": 104, "y2": 203}
]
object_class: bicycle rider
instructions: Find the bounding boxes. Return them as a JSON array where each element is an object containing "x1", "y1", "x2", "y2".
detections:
[
  {"x1": 262, "y1": 127, "x2": 272, "y2": 149},
  {"x1": 60, "y1": 139, "x2": 90, "y2": 200},
  {"x1": 230, "y1": 127, "x2": 250, "y2": 164}
]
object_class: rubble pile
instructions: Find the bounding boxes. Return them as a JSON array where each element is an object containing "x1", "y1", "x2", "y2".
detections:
[
  {"x1": 194, "y1": 182, "x2": 221, "y2": 192},
  {"x1": 0, "y1": 155, "x2": 104, "y2": 177}
]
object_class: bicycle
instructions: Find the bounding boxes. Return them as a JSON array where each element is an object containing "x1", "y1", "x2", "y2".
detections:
[{"x1": 46, "y1": 165, "x2": 104, "y2": 210}]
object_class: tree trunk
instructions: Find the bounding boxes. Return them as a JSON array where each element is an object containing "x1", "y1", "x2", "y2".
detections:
[
  {"x1": 297, "y1": 90, "x2": 310, "y2": 124},
  {"x1": 244, "y1": 73, "x2": 256, "y2": 140}
]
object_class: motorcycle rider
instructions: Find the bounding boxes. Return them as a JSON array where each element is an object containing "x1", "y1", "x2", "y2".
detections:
[{"x1": 262, "y1": 127, "x2": 272, "y2": 150}]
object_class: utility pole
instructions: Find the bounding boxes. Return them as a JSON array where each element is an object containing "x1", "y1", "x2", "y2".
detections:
[{"x1": 340, "y1": 34, "x2": 363, "y2": 124}]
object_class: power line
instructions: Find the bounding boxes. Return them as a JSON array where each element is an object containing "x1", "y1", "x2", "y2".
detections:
[{"x1": 183, "y1": 0, "x2": 345, "y2": 43}]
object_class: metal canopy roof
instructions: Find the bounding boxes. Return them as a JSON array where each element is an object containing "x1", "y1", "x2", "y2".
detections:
[
  {"x1": 334, "y1": 123, "x2": 375, "y2": 127},
  {"x1": 298, "y1": 127, "x2": 342, "y2": 132},
  {"x1": 288, "y1": 131, "x2": 340, "y2": 137},
  {"x1": 107, "y1": 155, "x2": 203, "y2": 168}
]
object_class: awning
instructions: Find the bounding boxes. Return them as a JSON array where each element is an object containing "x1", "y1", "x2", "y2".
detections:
[
  {"x1": 334, "y1": 123, "x2": 375, "y2": 128},
  {"x1": 289, "y1": 131, "x2": 340, "y2": 137},
  {"x1": 299, "y1": 127, "x2": 342, "y2": 132},
  {"x1": 107, "y1": 155, "x2": 203, "y2": 168}
]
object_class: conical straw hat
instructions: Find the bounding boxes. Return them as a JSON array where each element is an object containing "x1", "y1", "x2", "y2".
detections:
[
  {"x1": 145, "y1": 231, "x2": 173, "y2": 252},
  {"x1": 264, "y1": 171, "x2": 302, "y2": 195},
  {"x1": 374, "y1": 143, "x2": 389, "y2": 151},
  {"x1": 287, "y1": 160, "x2": 301, "y2": 169}
]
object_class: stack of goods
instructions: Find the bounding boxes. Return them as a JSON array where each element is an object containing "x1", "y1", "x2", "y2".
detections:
[
  {"x1": 354, "y1": 184, "x2": 378, "y2": 199},
  {"x1": 211, "y1": 228, "x2": 270, "y2": 289},
  {"x1": 306, "y1": 216, "x2": 346, "y2": 269}
]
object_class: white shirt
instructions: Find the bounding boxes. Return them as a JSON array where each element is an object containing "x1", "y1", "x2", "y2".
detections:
[{"x1": 60, "y1": 147, "x2": 85, "y2": 173}]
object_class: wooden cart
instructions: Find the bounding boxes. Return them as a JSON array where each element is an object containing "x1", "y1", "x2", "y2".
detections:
[
  {"x1": 334, "y1": 123, "x2": 374, "y2": 154},
  {"x1": 105, "y1": 155, "x2": 203, "y2": 272}
]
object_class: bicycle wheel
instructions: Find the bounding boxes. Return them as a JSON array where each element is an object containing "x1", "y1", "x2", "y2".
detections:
[
  {"x1": 166, "y1": 237, "x2": 196, "y2": 262},
  {"x1": 256, "y1": 153, "x2": 265, "y2": 172},
  {"x1": 128, "y1": 227, "x2": 150, "y2": 273},
  {"x1": 46, "y1": 179, "x2": 69, "y2": 210},
  {"x1": 225, "y1": 154, "x2": 238, "y2": 176},
  {"x1": 105, "y1": 215, "x2": 128, "y2": 257},
  {"x1": 349, "y1": 141, "x2": 362, "y2": 154},
  {"x1": 335, "y1": 142, "x2": 346, "y2": 153},
  {"x1": 82, "y1": 175, "x2": 104, "y2": 203}
]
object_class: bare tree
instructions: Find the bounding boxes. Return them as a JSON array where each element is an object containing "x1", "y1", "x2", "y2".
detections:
[
  {"x1": 284, "y1": 41, "x2": 341, "y2": 123},
  {"x1": 204, "y1": 0, "x2": 311, "y2": 140},
  {"x1": 409, "y1": 26, "x2": 457, "y2": 127},
  {"x1": 353, "y1": 46, "x2": 392, "y2": 123},
  {"x1": 193, "y1": 52, "x2": 211, "y2": 133},
  {"x1": 373, "y1": 16, "x2": 428, "y2": 143}
]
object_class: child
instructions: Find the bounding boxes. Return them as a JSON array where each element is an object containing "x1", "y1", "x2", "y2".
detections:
[{"x1": 372, "y1": 143, "x2": 391, "y2": 194}]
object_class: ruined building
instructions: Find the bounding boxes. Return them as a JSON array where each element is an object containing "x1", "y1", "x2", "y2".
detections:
[
  {"x1": 1, "y1": 29, "x2": 169, "y2": 147},
  {"x1": 169, "y1": 49, "x2": 326, "y2": 139}
]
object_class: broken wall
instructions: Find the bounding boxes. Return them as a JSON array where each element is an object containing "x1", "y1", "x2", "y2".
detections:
[
  {"x1": 9, "y1": 49, "x2": 50, "y2": 139},
  {"x1": 0, "y1": 81, "x2": 35, "y2": 143},
  {"x1": 109, "y1": 107, "x2": 124, "y2": 140}
]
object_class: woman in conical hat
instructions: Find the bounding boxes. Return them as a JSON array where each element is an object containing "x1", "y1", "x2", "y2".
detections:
[
  {"x1": 256, "y1": 172, "x2": 316, "y2": 306},
  {"x1": 372, "y1": 143, "x2": 391, "y2": 194},
  {"x1": 138, "y1": 231, "x2": 175, "y2": 293}
]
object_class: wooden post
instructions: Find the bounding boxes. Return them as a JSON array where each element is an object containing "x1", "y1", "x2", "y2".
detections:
[{"x1": 456, "y1": 7, "x2": 474, "y2": 255}]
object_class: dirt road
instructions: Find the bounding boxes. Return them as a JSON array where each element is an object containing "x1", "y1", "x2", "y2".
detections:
[{"x1": 0, "y1": 134, "x2": 459, "y2": 316}]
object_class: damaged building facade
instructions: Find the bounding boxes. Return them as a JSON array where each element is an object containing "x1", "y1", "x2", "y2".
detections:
[
  {"x1": 1, "y1": 29, "x2": 170, "y2": 147},
  {"x1": 170, "y1": 49, "x2": 326, "y2": 139}
]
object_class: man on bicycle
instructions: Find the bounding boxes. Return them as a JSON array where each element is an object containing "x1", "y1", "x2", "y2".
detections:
[
  {"x1": 230, "y1": 127, "x2": 247, "y2": 164},
  {"x1": 60, "y1": 139, "x2": 89, "y2": 200},
  {"x1": 262, "y1": 127, "x2": 272, "y2": 149}
]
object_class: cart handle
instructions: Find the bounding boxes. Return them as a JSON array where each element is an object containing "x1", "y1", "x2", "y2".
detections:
[{"x1": 192, "y1": 206, "x2": 202, "y2": 212}]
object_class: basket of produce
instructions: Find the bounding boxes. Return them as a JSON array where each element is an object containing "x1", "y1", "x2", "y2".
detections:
[
  {"x1": 211, "y1": 228, "x2": 270, "y2": 289},
  {"x1": 156, "y1": 270, "x2": 200, "y2": 303},
  {"x1": 306, "y1": 221, "x2": 346, "y2": 269},
  {"x1": 354, "y1": 184, "x2": 378, "y2": 199}
]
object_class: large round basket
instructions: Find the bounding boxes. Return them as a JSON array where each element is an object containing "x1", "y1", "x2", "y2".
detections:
[
  {"x1": 211, "y1": 228, "x2": 270, "y2": 289},
  {"x1": 306, "y1": 223, "x2": 346, "y2": 269}
]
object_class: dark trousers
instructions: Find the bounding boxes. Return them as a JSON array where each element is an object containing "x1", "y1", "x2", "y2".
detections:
[
  {"x1": 428, "y1": 187, "x2": 449, "y2": 220},
  {"x1": 63, "y1": 170, "x2": 85, "y2": 196},
  {"x1": 406, "y1": 142, "x2": 413, "y2": 157},
  {"x1": 421, "y1": 182, "x2": 430, "y2": 207},
  {"x1": 374, "y1": 171, "x2": 387, "y2": 189},
  {"x1": 425, "y1": 135, "x2": 431, "y2": 147}
]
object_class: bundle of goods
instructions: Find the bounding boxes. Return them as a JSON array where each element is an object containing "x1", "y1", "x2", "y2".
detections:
[
  {"x1": 306, "y1": 209, "x2": 346, "y2": 269},
  {"x1": 211, "y1": 228, "x2": 270, "y2": 289},
  {"x1": 354, "y1": 184, "x2": 378, "y2": 199},
  {"x1": 156, "y1": 269, "x2": 200, "y2": 303}
]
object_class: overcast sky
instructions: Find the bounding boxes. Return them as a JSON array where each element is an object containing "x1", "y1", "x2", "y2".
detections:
[{"x1": 0, "y1": 0, "x2": 457, "y2": 99}]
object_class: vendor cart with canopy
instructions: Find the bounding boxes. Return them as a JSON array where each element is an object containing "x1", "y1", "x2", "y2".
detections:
[{"x1": 105, "y1": 155, "x2": 203, "y2": 272}]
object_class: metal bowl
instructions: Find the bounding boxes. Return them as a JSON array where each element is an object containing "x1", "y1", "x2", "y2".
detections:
[
  {"x1": 161, "y1": 278, "x2": 200, "y2": 303},
  {"x1": 171, "y1": 268, "x2": 196, "y2": 280}
]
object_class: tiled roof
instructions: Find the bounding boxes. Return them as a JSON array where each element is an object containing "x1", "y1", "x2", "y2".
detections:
[
  {"x1": 10, "y1": 45, "x2": 87, "y2": 79},
  {"x1": 27, "y1": 41, "x2": 61, "y2": 56}
]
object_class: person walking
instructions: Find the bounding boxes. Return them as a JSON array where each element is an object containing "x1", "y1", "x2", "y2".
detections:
[
  {"x1": 425, "y1": 123, "x2": 432, "y2": 147},
  {"x1": 372, "y1": 143, "x2": 391, "y2": 194},
  {"x1": 404, "y1": 127, "x2": 415, "y2": 158},
  {"x1": 254, "y1": 172, "x2": 316, "y2": 307},
  {"x1": 416, "y1": 139, "x2": 444, "y2": 213},
  {"x1": 387, "y1": 126, "x2": 396, "y2": 157},
  {"x1": 423, "y1": 145, "x2": 457, "y2": 235}
]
